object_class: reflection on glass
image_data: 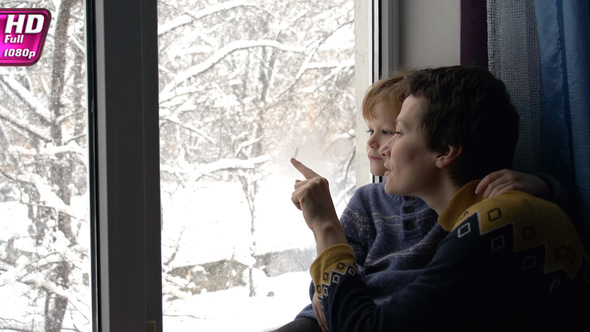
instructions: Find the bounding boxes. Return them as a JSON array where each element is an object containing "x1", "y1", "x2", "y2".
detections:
[
  {"x1": 0, "y1": 1, "x2": 91, "y2": 331},
  {"x1": 158, "y1": 1, "x2": 355, "y2": 330}
]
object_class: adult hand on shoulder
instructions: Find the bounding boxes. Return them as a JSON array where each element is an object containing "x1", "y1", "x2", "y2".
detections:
[{"x1": 476, "y1": 169, "x2": 550, "y2": 198}]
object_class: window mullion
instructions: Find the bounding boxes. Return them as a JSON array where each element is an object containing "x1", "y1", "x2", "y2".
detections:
[{"x1": 90, "y1": 0, "x2": 162, "y2": 331}]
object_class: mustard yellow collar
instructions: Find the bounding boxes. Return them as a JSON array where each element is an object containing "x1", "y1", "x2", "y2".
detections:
[{"x1": 438, "y1": 180, "x2": 483, "y2": 231}]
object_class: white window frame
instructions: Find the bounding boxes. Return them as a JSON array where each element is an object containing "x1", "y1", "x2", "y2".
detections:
[{"x1": 355, "y1": 0, "x2": 399, "y2": 186}]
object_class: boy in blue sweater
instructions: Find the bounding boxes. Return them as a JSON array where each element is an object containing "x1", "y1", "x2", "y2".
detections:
[
  {"x1": 290, "y1": 66, "x2": 589, "y2": 331},
  {"x1": 274, "y1": 70, "x2": 567, "y2": 332}
]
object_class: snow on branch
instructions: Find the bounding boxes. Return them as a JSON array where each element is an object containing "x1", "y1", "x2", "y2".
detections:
[
  {"x1": 1, "y1": 178, "x2": 83, "y2": 220},
  {"x1": 235, "y1": 138, "x2": 262, "y2": 157},
  {"x1": 35, "y1": 184, "x2": 80, "y2": 218},
  {"x1": 160, "y1": 117, "x2": 215, "y2": 144},
  {"x1": 160, "y1": 40, "x2": 305, "y2": 102},
  {"x1": 158, "y1": 1, "x2": 264, "y2": 36},
  {"x1": 7, "y1": 141, "x2": 85, "y2": 159},
  {"x1": 0, "y1": 75, "x2": 52, "y2": 124},
  {"x1": 192, "y1": 155, "x2": 271, "y2": 180},
  {"x1": 158, "y1": 15, "x2": 192, "y2": 36},
  {"x1": 0, "y1": 106, "x2": 52, "y2": 142},
  {"x1": 161, "y1": 155, "x2": 272, "y2": 184},
  {"x1": 39, "y1": 141, "x2": 86, "y2": 158},
  {"x1": 304, "y1": 59, "x2": 355, "y2": 71}
]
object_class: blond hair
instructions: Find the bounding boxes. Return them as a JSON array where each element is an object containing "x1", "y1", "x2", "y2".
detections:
[{"x1": 362, "y1": 70, "x2": 412, "y2": 121}]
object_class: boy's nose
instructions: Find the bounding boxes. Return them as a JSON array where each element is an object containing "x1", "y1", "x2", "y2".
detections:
[{"x1": 367, "y1": 136, "x2": 378, "y2": 148}]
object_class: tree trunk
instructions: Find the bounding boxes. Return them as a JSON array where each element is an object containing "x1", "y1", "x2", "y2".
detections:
[{"x1": 44, "y1": 0, "x2": 76, "y2": 330}]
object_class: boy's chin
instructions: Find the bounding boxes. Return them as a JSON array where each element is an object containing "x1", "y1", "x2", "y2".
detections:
[{"x1": 369, "y1": 166, "x2": 387, "y2": 177}]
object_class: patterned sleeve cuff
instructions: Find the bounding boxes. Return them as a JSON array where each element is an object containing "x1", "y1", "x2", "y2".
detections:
[{"x1": 310, "y1": 244, "x2": 358, "y2": 299}]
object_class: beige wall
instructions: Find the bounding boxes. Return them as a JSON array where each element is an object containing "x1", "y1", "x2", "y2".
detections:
[{"x1": 399, "y1": 0, "x2": 461, "y2": 68}]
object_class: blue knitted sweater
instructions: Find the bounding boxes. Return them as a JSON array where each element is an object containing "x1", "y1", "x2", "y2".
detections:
[{"x1": 296, "y1": 182, "x2": 444, "y2": 319}]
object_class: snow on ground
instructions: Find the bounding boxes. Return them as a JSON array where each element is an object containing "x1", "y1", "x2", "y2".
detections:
[
  {"x1": 1, "y1": 163, "x2": 349, "y2": 331},
  {"x1": 160, "y1": 169, "x2": 331, "y2": 268},
  {"x1": 160, "y1": 174, "x2": 320, "y2": 330},
  {"x1": 163, "y1": 271, "x2": 313, "y2": 331}
]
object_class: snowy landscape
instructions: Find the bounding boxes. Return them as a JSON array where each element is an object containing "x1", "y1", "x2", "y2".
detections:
[
  {"x1": 160, "y1": 158, "x2": 351, "y2": 331},
  {"x1": 0, "y1": 0, "x2": 354, "y2": 330},
  {"x1": 1, "y1": 163, "x2": 350, "y2": 331}
]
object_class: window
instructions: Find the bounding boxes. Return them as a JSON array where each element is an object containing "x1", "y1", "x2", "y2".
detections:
[
  {"x1": 0, "y1": 0, "x2": 474, "y2": 330},
  {"x1": 0, "y1": 1, "x2": 91, "y2": 331},
  {"x1": 0, "y1": 0, "x2": 379, "y2": 330},
  {"x1": 88, "y1": 0, "x2": 375, "y2": 330},
  {"x1": 157, "y1": 1, "x2": 355, "y2": 330}
]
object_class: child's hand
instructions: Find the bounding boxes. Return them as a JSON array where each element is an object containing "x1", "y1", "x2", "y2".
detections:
[
  {"x1": 290, "y1": 158, "x2": 347, "y2": 253},
  {"x1": 312, "y1": 293, "x2": 328, "y2": 332},
  {"x1": 290, "y1": 158, "x2": 340, "y2": 231},
  {"x1": 476, "y1": 169, "x2": 551, "y2": 198}
]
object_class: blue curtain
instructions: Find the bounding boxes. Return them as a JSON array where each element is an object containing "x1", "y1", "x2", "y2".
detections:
[{"x1": 534, "y1": 0, "x2": 590, "y2": 238}]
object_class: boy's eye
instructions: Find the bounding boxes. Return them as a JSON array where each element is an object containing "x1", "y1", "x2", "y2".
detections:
[
  {"x1": 382, "y1": 130, "x2": 393, "y2": 135},
  {"x1": 367, "y1": 129, "x2": 375, "y2": 135}
]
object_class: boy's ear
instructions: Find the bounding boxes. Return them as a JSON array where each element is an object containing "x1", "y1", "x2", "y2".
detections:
[{"x1": 434, "y1": 145, "x2": 462, "y2": 169}]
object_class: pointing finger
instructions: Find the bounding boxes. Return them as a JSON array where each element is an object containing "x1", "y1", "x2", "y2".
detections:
[{"x1": 290, "y1": 158, "x2": 320, "y2": 180}]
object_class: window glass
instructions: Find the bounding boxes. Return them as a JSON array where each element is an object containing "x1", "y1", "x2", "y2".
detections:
[
  {"x1": 157, "y1": 1, "x2": 355, "y2": 330},
  {"x1": 0, "y1": 1, "x2": 91, "y2": 331}
]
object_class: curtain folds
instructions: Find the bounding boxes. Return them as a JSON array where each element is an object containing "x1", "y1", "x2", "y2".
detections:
[
  {"x1": 487, "y1": 0, "x2": 541, "y2": 174},
  {"x1": 534, "y1": 0, "x2": 590, "y2": 237},
  {"x1": 488, "y1": 0, "x2": 590, "y2": 239}
]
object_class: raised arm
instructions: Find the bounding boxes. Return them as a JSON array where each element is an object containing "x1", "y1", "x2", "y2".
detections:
[{"x1": 290, "y1": 158, "x2": 348, "y2": 255}]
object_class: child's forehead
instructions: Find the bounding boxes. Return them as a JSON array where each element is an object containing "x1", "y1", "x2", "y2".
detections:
[{"x1": 367, "y1": 101, "x2": 400, "y2": 121}]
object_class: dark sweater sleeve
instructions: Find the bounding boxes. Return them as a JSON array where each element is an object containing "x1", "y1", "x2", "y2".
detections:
[
  {"x1": 310, "y1": 208, "x2": 589, "y2": 331},
  {"x1": 310, "y1": 231, "x2": 483, "y2": 331},
  {"x1": 535, "y1": 172, "x2": 571, "y2": 216},
  {"x1": 296, "y1": 185, "x2": 377, "y2": 320}
]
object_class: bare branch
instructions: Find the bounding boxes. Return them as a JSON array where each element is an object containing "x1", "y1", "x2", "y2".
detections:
[
  {"x1": 159, "y1": 117, "x2": 215, "y2": 144},
  {"x1": 160, "y1": 39, "x2": 305, "y2": 102},
  {"x1": 0, "y1": 106, "x2": 52, "y2": 142},
  {"x1": 0, "y1": 75, "x2": 52, "y2": 125},
  {"x1": 158, "y1": 1, "x2": 267, "y2": 36}
]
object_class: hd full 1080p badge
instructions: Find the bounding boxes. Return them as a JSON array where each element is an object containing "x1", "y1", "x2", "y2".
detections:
[{"x1": 0, "y1": 8, "x2": 51, "y2": 66}]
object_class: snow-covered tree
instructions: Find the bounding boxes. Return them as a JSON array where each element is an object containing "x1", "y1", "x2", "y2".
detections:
[
  {"x1": 0, "y1": 0, "x2": 90, "y2": 331},
  {"x1": 157, "y1": 0, "x2": 355, "y2": 301},
  {"x1": 0, "y1": 0, "x2": 355, "y2": 330}
]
